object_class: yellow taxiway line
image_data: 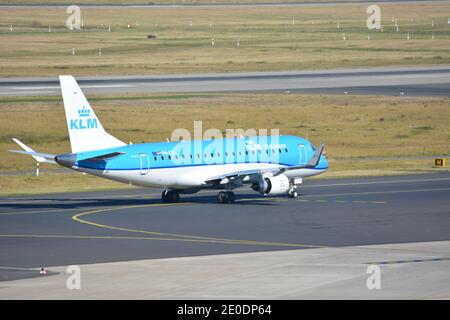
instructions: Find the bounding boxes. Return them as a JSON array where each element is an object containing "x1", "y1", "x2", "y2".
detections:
[{"x1": 71, "y1": 202, "x2": 327, "y2": 248}]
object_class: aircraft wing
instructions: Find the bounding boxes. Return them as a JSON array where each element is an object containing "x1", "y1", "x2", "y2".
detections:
[
  {"x1": 77, "y1": 151, "x2": 125, "y2": 161},
  {"x1": 203, "y1": 169, "x2": 267, "y2": 186},
  {"x1": 203, "y1": 144, "x2": 325, "y2": 186}
]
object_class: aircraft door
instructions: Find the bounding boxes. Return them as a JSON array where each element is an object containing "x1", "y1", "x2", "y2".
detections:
[
  {"x1": 139, "y1": 153, "x2": 150, "y2": 175},
  {"x1": 298, "y1": 144, "x2": 307, "y2": 165}
]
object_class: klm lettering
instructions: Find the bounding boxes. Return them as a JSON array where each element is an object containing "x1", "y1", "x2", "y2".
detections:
[{"x1": 70, "y1": 118, "x2": 98, "y2": 130}]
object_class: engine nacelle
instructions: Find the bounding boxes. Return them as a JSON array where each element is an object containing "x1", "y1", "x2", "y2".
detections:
[{"x1": 252, "y1": 174, "x2": 290, "y2": 195}]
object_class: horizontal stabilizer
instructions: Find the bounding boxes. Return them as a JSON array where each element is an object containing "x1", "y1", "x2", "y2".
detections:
[
  {"x1": 9, "y1": 150, "x2": 56, "y2": 163},
  {"x1": 10, "y1": 138, "x2": 56, "y2": 164}
]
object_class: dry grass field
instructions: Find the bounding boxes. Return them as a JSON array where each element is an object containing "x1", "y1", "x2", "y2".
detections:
[
  {"x1": 0, "y1": 0, "x2": 392, "y2": 6},
  {"x1": 0, "y1": 2, "x2": 449, "y2": 76},
  {"x1": 1, "y1": 92, "x2": 449, "y2": 195}
]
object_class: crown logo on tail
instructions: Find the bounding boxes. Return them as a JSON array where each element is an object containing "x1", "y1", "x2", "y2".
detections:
[{"x1": 78, "y1": 106, "x2": 91, "y2": 117}]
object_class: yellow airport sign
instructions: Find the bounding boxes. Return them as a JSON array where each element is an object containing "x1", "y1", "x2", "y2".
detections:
[{"x1": 434, "y1": 158, "x2": 446, "y2": 167}]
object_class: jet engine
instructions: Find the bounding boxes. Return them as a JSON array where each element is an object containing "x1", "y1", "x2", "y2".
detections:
[{"x1": 252, "y1": 174, "x2": 290, "y2": 195}]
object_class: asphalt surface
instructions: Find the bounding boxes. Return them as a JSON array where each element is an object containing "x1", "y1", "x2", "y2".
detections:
[
  {"x1": 1, "y1": 66, "x2": 449, "y2": 97},
  {"x1": 0, "y1": 171, "x2": 449, "y2": 281}
]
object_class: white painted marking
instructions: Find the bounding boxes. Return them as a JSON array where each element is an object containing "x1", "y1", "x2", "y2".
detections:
[
  {"x1": 81, "y1": 84, "x2": 134, "y2": 88},
  {"x1": 1, "y1": 178, "x2": 448, "y2": 208},
  {"x1": 0, "y1": 208, "x2": 83, "y2": 216},
  {"x1": 10, "y1": 84, "x2": 133, "y2": 90},
  {"x1": 0, "y1": 266, "x2": 37, "y2": 271},
  {"x1": 0, "y1": 91, "x2": 55, "y2": 95},
  {"x1": 303, "y1": 177, "x2": 450, "y2": 188},
  {"x1": 10, "y1": 86, "x2": 59, "y2": 90},
  {"x1": 302, "y1": 187, "x2": 450, "y2": 198}
]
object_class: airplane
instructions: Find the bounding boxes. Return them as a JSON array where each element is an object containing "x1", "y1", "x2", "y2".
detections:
[{"x1": 9, "y1": 75, "x2": 328, "y2": 204}]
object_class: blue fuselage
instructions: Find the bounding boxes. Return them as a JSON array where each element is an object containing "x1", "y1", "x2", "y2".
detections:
[{"x1": 73, "y1": 135, "x2": 328, "y2": 172}]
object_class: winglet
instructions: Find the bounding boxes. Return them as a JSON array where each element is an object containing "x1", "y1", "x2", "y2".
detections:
[{"x1": 306, "y1": 143, "x2": 324, "y2": 168}]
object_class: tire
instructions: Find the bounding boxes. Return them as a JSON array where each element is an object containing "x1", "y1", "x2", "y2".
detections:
[
  {"x1": 162, "y1": 190, "x2": 180, "y2": 203},
  {"x1": 172, "y1": 192, "x2": 180, "y2": 203},
  {"x1": 288, "y1": 189, "x2": 298, "y2": 199},
  {"x1": 217, "y1": 191, "x2": 226, "y2": 204},
  {"x1": 161, "y1": 190, "x2": 169, "y2": 203},
  {"x1": 227, "y1": 192, "x2": 235, "y2": 204},
  {"x1": 217, "y1": 191, "x2": 235, "y2": 204}
]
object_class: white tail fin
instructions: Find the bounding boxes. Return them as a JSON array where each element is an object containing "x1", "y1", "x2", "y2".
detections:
[{"x1": 59, "y1": 75, "x2": 126, "y2": 153}]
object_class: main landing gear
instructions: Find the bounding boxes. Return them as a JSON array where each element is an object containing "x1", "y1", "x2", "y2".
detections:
[
  {"x1": 161, "y1": 190, "x2": 180, "y2": 203},
  {"x1": 217, "y1": 191, "x2": 235, "y2": 204}
]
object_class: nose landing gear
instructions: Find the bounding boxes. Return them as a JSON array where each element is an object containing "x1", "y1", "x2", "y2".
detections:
[{"x1": 287, "y1": 187, "x2": 298, "y2": 198}]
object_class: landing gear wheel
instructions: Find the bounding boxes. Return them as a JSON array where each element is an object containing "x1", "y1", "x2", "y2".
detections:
[
  {"x1": 217, "y1": 191, "x2": 226, "y2": 204},
  {"x1": 288, "y1": 188, "x2": 298, "y2": 199},
  {"x1": 161, "y1": 190, "x2": 180, "y2": 203},
  {"x1": 227, "y1": 191, "x2": 235, "y2": 204},
  {"x1": 217, "y1": 191, "x2": 235, "y2": 204}
]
